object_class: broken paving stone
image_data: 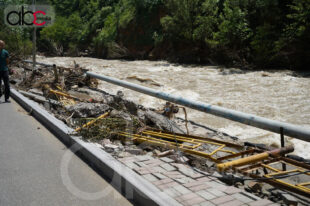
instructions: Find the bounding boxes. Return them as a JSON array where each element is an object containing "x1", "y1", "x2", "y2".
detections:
[
  {"x1": 205, "y1": 160, "x2": 215, "y2": 168},
  {"x1": 117, "y1": 152, "x2": 132, "y2": 158},
  {"x1": 247, "y1": 181, "x2": 262, "y2": 192},
  {"x1": 153, "y1": 173, "x2": 167, "y2": 179},
  {"x1": 160, "y1": 163, "x2": 176, "y2": 172},
  {"x1": 142, "y1": 174, "x2": 158, "y2": 182},
  {"x1": 175, "y1": 177, "x2": 194, "y2": 184},
  {"x1": 101, "y1": 139, "x2": 112, "y2": 146},
  {"x1": 104, "y1": 144, "x2": 119, "y2": 153},
  {"x1": 146, "y1": 152, "x2": 153, "y2": 156},
  {"x1": 179, "y1": 156, "x2": 189, "y2": 163},
  {"x1": 154, "y1": 149, "x2": 161, "y2": 156},
  {"x1": 136, "y1": 155, "x2": 153, "y2": 162},
  {"x1": 279, "y1": 193, "x2": 298, "y2": 206},
  {"x1": 160, "y1": 157, "x2": 175, "y2": 163},
  {"x1": 125, "y1": 148, "x2": 144, "y2": 155}
]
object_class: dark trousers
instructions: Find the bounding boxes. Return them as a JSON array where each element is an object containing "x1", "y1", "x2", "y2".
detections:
[{"x1": 0, "y1": 70, "x2": 10, "y2": 100}]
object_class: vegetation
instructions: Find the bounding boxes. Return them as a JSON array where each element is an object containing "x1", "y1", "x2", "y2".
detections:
[
  {"x1": 0, "y1": 0, "x2": 33, "y2": 62},
  {"x1": 1, "y1": 0, "x2": 309, "y2": 70}
]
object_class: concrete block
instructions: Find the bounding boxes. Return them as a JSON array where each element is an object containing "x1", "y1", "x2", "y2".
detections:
[
  {"x1": 124, "y1": 161, "x2": 139, "y2": 169},
  {"x1": 177, "y1": 192, "x2": 200, "y2": 202},
  {"x1": 134, "y1": 168, "x2": 152, "y2": 175},
  {"x1": 153, "y1": 178, "x2": 174, "y2": 186},
  {"x1": 164, "y1": 187, "x2": 182, "y2": 198},
  {"x1": 220, "y1": 199, "x2": 243, "y2": 206},
  {"x1": 143, "y1": 174, "x2": 158, "y2": 182},
  {"x1": 166, "y1": 173, "x2": 185, "y2": 179},
  {"x1": 205, "y1": 180, "x2": 227, "y2": 189},
  {"x1": 175, "y1": 177, "x2": 194, "y2": 184},
  {"x1": 160, "y1": 157, "x2": 175, "y2": 163},
  {"x1": 125, "y1": 148, "x2": 143, "y2": 155},
  {"x1": 144, "y1": 159, "x2": 162, "y2": 165},
  {"x1": 136, "y1": 155, "x2": 153, "y2": 161},
  {"x1": 173, "y1": 185, "x2": 191, "y2": 195},
  {"x1": 241, "y1": 191, "x2": 259, "y2": 201},
  {"x1": 161, "y1": 163, "x2": 176, "y2": 172},
  {"x1": 206, "y1": 188, "x2": 225, "y2": 197},
  {"x1": 135, "y1": 161, "x2": 147, "y2": 167},
  {"x1": 248, "y1": 199, "x2": 273, "y2": 206},
  {"x1": 210, "y1": 195, "x2": 234, "y2": 205},
  {"x1": 153, "y1": 173, "x2": 167, "y2": 179},
  {"x1": 196, "y1": 190, "x2": 216, "y2": 200},
  {"x1": 280, "y1": 193, "x2": 298, "y2": 206},
  {"x1": 184, "y1": 181, "x2": 204, "y2": 188},
  {"x1": 199, "y1": 201, "x2": 215, "y2": 206},
  {"x1": 179, "y1": 167, "x2": 204, "y2": 178},
  {"x1": 231, "y1": 193, "x2": 254, "y2": 203},
  {"x1": 223, "y1": 186, "x2": 242, "y2": 195},
  {"x1": 158, "y1": 181, "x2": 179, "y2": 190},
  {"x1": 190, "y1": 184, "x2": 210, "y2": 192},
  {"x1": 183, "y1": 196, "x2": 205, "y2": 206},
  {"x1": 153, "y1": 166, "x2": 166, "y2": 173}
]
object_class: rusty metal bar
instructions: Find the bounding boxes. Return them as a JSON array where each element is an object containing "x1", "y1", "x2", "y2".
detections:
[
  {"x1": 217, "y1": 146, "x2": 294, "y2": 172},
  {"x1": 75, "y1": 112, "x2": 109, "y2": 132}
]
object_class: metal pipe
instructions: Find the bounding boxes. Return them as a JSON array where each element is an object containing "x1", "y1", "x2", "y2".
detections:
[
  {"x1": 217, "y1": 146, "x2": 294, "y2": 172},
  {"x1": 86, "y1": 72, "x2": 310, "y2": 142},
  {"x1": 32, "y1": 1, "x2": 36, "y2": 70}
]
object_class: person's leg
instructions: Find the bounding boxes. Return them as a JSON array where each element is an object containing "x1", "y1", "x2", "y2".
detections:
[
  {"x1": 0, "y1": 71, "x2": 3, "y2": 98},
  {"x1": 3, "y1": 70, "x2": 10, "y2": 101}
]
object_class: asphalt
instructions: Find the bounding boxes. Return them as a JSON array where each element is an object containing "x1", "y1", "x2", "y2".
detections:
[{"x1": 0, "y1": 99, "x2": 132, "y2": 206}]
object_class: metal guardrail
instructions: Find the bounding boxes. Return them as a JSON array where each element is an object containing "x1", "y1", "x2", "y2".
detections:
[
  {"x1": 86, "y1": 72, "x2": 310, "y2": 143},
  {"x1": 23, "y1": 60, "x2": 310, "y2": 142}
]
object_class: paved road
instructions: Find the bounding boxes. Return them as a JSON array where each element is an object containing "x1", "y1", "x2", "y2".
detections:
[{"x1": 0, "y1": 99, "x2": 132, "y2": 206}]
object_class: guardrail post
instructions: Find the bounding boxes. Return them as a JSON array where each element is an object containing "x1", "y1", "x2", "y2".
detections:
[{"x1": 280, "y1": 127, "x2": 287, "y2": 171}]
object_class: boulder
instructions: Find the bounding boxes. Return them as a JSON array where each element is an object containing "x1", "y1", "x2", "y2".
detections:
[{"x1": 144, "y1": 110, "x2": 185, "y2": 133}]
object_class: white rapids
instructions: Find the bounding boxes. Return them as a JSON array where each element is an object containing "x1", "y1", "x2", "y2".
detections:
[{"x1": 37, "y1": 56, "x2": 310, "y2": 158}]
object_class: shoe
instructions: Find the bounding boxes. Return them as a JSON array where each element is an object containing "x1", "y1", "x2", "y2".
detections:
[{"x1": 5, "y1": 99, "x2": 10, "y2": 103}]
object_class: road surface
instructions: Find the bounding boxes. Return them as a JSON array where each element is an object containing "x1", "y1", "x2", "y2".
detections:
[{"x1": 0, "y1": 99, "x2": 132, "y2": 206}]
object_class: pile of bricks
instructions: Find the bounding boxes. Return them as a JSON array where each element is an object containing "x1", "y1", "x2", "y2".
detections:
[{"x1": 118, "y1": 155, "x2": 279, "y2": 206}]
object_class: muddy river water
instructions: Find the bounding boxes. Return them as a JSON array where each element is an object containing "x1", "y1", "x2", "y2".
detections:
[{"x1": 37, "y1": 56, "x2": 310, "y2": 158}]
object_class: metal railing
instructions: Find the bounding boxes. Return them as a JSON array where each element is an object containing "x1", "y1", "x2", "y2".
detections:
[{"x1": 86, "y1": 72, "x2": 310, "y2": 143}]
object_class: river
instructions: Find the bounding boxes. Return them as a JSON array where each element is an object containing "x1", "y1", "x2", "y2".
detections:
[{"x1": 37, "y1": 56, "x2": 310, "y2": 158}]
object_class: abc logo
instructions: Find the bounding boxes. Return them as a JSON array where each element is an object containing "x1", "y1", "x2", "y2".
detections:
[{"x1": 5, "y1": 5, "x2": 54, "y2": 27}]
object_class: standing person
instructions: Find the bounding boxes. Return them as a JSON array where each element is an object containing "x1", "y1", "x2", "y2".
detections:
[{"x1": 0, "y1": 40, "x2": 10, "y2": 103}]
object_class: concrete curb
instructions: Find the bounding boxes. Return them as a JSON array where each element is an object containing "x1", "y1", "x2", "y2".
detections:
[{"x1": 11, "y1": 88, "x2": 182, "y2": 206}]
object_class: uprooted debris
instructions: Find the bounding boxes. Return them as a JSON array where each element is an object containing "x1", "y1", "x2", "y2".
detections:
[{"x1": 13, "y1": 61, "x2": 195, "y2": 140}]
